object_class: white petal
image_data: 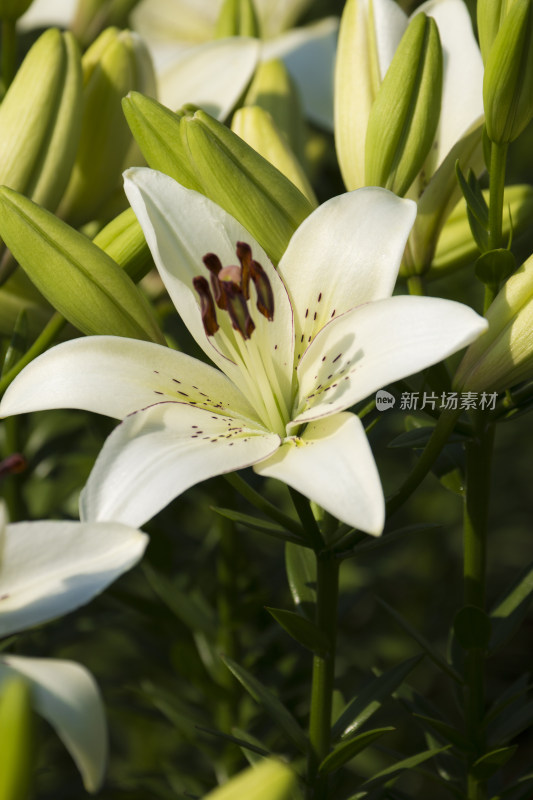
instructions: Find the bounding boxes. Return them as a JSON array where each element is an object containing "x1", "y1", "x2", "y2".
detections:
[
  {"x1": 0, "y1": 520, "x2": 148, "y2": 637},
  {"x1": 124, "y1": 168, "x2": 295, "y2": 414},
  {"x1": 293, "y1": 295, "x2": 488, "y2": 425},
  {"x1": 80, "y1": 403, "x2": 280, "y2": 527},
  {"x1": 18, "y1": 0, "x2": 77, "y2": 29},
  {"x1": 414, "y1": 0, "x2": 484, "y2": 170},
  {"x1": 0, "y1": 656, "x2": 106, "y2": 793},
  {"x1": 158, "y1": 37, "x2": 260, "y2": 120},
  {"x1": 278, "y1": 188, "x2": 416, "y2": 362},
  {"x1": 132, "y1": 0, "x2": 218, "y2": 46},
  {"x1": 0, "y1": 336, "x2": 257, "y2": 423},
  {"x1": 263, "y1": 18, "x2": 339, "y2": 130},
  {"x1": 255, "y1": 0, "x2": 315, "y2": 39},
  {"x1": 255, "y1": 412, "x2": 384, "y2": 535}
]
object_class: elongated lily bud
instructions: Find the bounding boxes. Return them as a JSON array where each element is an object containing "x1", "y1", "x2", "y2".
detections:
[
  {"x1": 72, "y1": 0, "x2": 142, "y2": 47},
  {"x1": 365, "y1": 13, "x2": 443, "y2": 197},
  {"x1": 92, "y1": 206, "x2": 152, "y2": 283},
  {"x1": 454, "y1": 253, "x2": 533, "y2": 392},
  {"x1": 215, "y1": 0, "x2": 259, "y2": 38},
  {"x1": 0, "y1": 677, "x2": 34, "y2": 800},
  {"x1": 244, "y1": 59, "x2": 306, "y2": 161},
  {"x1": 57, "y1": 27, "x2": 156, "y2": 226},
  {"x1": 0, "y1": 0, "x2": 32, "y2": 20},
  {"x1": 484, "y1": 0, "x2": 533, "y2": 144},
  {"x1": 477, "y1": 0, "x2": 510, "y2": 63},
  {"x1": 231, "y1": 106, "x2": 317, "y2": 206},
  {"x1": 0, "y1": 28, "x2": 82, "y2": 211},
  {"x1": 0, "y1": 187, "x2": 165, "y2": 344},
  {"x1": 181, "y1": 108, "x2": 314, "y2": 264}
]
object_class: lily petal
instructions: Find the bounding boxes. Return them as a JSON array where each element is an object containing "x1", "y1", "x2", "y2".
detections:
[
  {"x1": 0, "y1": 520, "x2": 148, "y2": 637},
  {"x1": 80, "y1": 402, "x2": 280, "y2": 527},
  {"x1": 132, "y1": 0, "x2": 217, "y2": 47},
  {"x1": 255, "y1": 0, "x2": 315, "y2": 39},
  {"x1": 158, "y1": 37, "x2": 261, "y2": 120},
  {"x1": 263, "y1": 18, "x2": 339, "y2": 130},
  {"x1": 0, "y1": 656, "x2": 106, "y2": 793},
  {"x1": 278, "y1": 187, "x2": 416, "y2": 362},
  {"x1": 255, "y1": 412, "x2": 384, "y2": 535},
  {"x1": 18, "y1": 0, "x2": 77, "y2": 30},
  {"x1": 0, "y1": 336, "x2": 257, "y2": 423},
  {"x1": 293, "y1": 295, "x2": 488, "y2": 425}
]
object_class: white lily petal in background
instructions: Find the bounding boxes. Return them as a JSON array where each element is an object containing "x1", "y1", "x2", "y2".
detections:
[
  {"x1": 18, "y1": 0, "x2": 77, "y2": 29},
  {"x1": 293, "y1": 295, "x2": 489, "y2": 426},
  {"x1": 0, "y1": 520, "x2": 148, "y2": 637},
  {"x1": 0, "y1": 656, "x2": 106, "y2": 793},
  {"x1": 132, "y1": 0, "x2": 217, "y2": 46},
  {"x1": 80, "y1": 403, "x2": 280, "y2": 527},
  {"x1": 255, "y1": 413, "x2": 384, "y2": 535},
  {"x1": 278, "y1": 187, "x2": 416, "y2": 357},
  {"x1": 416, "y1": 0, "x2": 484, "y2": 172},
  {"x1": 0, "y1": 336, "x2": 258, "y2": 423},
  {"x1": 254, "y1": 0, "x2": 314, "y2": 39},
  {"x1": 263, "y1": 17, "x2": 339, "y2": 130},
  {"x1": 158, "y1": 37, "x2": 260, "y2": 119}
]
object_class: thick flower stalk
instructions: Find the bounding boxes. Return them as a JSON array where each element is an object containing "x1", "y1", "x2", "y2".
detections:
[{"x1": 0, "y1": 171, "x2": 487, "y2": 535}]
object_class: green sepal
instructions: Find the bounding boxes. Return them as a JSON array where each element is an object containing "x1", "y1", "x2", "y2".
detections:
[
  {"x1": 332, "y1": 655, "x2": 423, "y2": 741},
  {"x1": 215, "y1": 0, "x2": 260, "y2": 38},
  {"x1": 490, "y1": 560, "x2": 533, "y2": 650},
  {"x1": 221, "y1": 655, "x2": 307, "y2": 753},
  {"x1": 0, "y1": 676, "x2": 34, "y2": 800},
  {"x1": 285, "y1": 541, "x2": 317, "y2": 621},
  {"x1": 471, "y1": 746, "x2": 518, "y2": 780},
  {"x1": 475, "y1": 249, "x2": 517, "y2": 289},
  {"x1": 318, "y1": 727, "x2": 394, "y2": 775},
  {"x1": 92, "y1": 206, "x2": 152, "y2": 283},
  {"x1": 265, "y1": 607, "x2": 329, "y2": 655},
  {"x1": 0, "y1": 187, "x2": 165, "y2": 344},
  {"x1": 365, "y1": 14, "x2": 443, "y2": 197}
]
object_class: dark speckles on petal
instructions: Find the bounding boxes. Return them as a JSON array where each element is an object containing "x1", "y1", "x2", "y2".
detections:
[
  {"x1": 332, "y1": 353, "x2": 342, "y2": 363},
  {"x1": 318, "y1": 292, "x2": 322, "y2": 302}
]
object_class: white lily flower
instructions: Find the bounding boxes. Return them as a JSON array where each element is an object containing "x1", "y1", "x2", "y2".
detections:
[
  {"x1": 18, "y1": 0, "x2": 77, "y2": 30},
  {"x1": 0, "y1": 507, "x2": 148, "y2": 791},
  {"x1": 335, "y1": 0, "x2": 485, "y2": 269},
  {"x1": 0, "y1": 169, "x2": 488, "y2": 535},
  {"x1": 131, "y1": 0, "x2": 338, "y2": 128}
]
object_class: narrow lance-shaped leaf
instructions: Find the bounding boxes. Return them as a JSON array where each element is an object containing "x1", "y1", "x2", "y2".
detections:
[
  {"x1": 266, "y1": 607, "x2": 329, "y2": 655},
  {"x1": 358, "y1": 745, "x2": 451, "y2": 791},
  {"x1": 490, "y1": 559, "x2": 533, "y2": 650},
  {"x1": 319, "y1": 727, "x2": 394, "y2": 775},
  {"x1": 285, "y1": 541, "x2": 317, "y2": 620}
]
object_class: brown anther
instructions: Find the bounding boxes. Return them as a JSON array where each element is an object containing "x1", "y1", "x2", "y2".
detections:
[
  {"x1": 0, "y1": 453, "x2": 27, "y2": 481},
  {"x1": 203, "y1": 253, "x2": 226, "y2": 309},
  {"x1": 224, "y1": 283, "x2": 256, "y2": 340},
  {"x1": 250, "y1": 259, "x2": 275, "y2": 321},
  {"x1": 193, "y1": 276, "x2": 219, "y2": 336},
  {"x1": 236, "y1": 241, "x2": 252, "y2": 299}
]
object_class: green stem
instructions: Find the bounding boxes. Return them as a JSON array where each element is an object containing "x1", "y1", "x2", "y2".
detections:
[
  {"x1": 488, "y1": 141, "x2": 508, "y2": 252},
  {"x1": 1, "y1": 19, "x2": 17, "y2": 95},
  {"x1": 406, "y1": 274, "x2": 425, "y2": 296},
  {"x1": 463, "y1": 415, "x2": 494, "y2": 800},
  {"x1": 289, "y1": 487, "x2": 324, "y2": 552},
  {"x1": 0, "y1": 313, "x2": 66, "y2": 396},
  {"x1": 306, "y1": 554, "x2": 340, "y2": 800}
]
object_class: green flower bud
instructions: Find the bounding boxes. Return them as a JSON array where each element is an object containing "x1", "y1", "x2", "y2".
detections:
[
  {"x1": 0, "y1": 0, "x2": 32, "y2": 21},
  {"x1": 72, "y1": 0, "x2": 142, "y2": 48},
  {"x1": 477, "y1": 0, "x2": 511, "y2": 63},
  {"x1": 204, "y1": 759, "x2": 296, "y2": 800},
  {"x1": 431, "y1": 184, "x2": 533, "y2": 276},
  {"x1": 57, "y1": 27, "x2": 156, "y2": 227},
  {"x1": 365, "y1": 14, "x2": 443, "y2": 197},
  {"x1": 231, "y1": 105, "x2": 317, "y2": 206},
  {"x1": 215, "y1": 0, "x2": 259, "y2": 38},
  {"x1": 0, "y1": 677, "x2": 34, "y2": 800},
  {"x1": 454, "y1": 253, "x2": 533, "y2": 392},
  {"x1": 0, "y1": 28, "x2": 82, "y2": 211},
  {"x1": 483, "y1": 0, "x2": 533, "y2": 144},
  {"x1": 0, "y1": 187, "x2": 165, "y2": 344},
  {"x1": 93, "y1": 206, "x2": 152, "y2": 283},
  {"x1": 181, "y1": 108, "x2": 314, "y2": 264},
  {"x1": 244, "y1": 58, "x2": 307, "y2": 162}
]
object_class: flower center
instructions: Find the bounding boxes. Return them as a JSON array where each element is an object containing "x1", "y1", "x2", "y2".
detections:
[{"x1": 193, "y1": 241, "x2": 274, "y2": 340}]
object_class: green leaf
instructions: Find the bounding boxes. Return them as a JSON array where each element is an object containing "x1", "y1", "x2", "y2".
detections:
[
  {"x1": 487, "y1": 698, "x2": 533, "y2": 745},
  {"x1": 358, "y1": 746, "x2": 451, "y2": 791},
  {"x1": 285, "y1": 542, "x2": 317, "y2": 621},
  {"x1": 331, "y1": 655, "x2": 422, "y2": 741},
  {"x1": 221, "y1": 656, "x2": 307, "y2": 753},
  {"x1": 232, "y1": 727, "x2": 273, "y2": 766},
  {"x1": 318, "y1": 727, "x2": 394, "y2": 775},
  {"x1": 388, "y1": 427, "x2": 468, "y2": 449},
  {"x1": 265, "y1": 607, "x2": 329, "y2": 655},
  {"x1": 202, "y1": 759, "x2": 297, "y2": 800},
  {"x1": 413, "y1": 714, "x2": 472, "y2": 751},
  {"x1": 196, "y1": 725, "x2": 270, "y2": 758},
  {"x1": 143, "y1": 564, "x2": 217, "y2": 638},
  {"x1": 475, "y1": 249, "x2": 516, "y2": 287},
  {"x1": 455, "y1": 162, "x2": 489, "y2": 247},
  {"x1": 453, "y1": 605, "x2": 492, "y2": 650},
  {"x1": 490, "y1": 560, "x2": 533, "y2": 650},
  {"x1": 211, "y1": 507, "x2": 304, "y2": 545},
  {"x1": 471, "y1": 746, "x2": 517, "y2": 780},
  {"x1": 377, "y1": 598, "x2": 463, "y2": 684}
]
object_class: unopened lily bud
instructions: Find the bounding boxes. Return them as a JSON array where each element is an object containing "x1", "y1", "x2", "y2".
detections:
[
  {"x1": 181, "y1": 108, "x2": 314, "y2": 264},
  {"x1": 215, "y1": 0, "x2": 259, "y2": 38},
  {"x1": 72, "y1": 0, "x2": 142, "y2": 48},
  {"x1": 204, "y1": 759, "x2": 296, "y2": 800},
  {"x1": 0, "y1": 676, "x2": 34, "y2": 800},
  {"x1": 0, "y1": 186, "x2": 164, "y2": 344},
  {"x1": 477, "y1": 0, "x2": 510, "y2": 63},
  {"x1": 454, "y1": 253, "x2": 533, "y2": 392},
  {"x1": 0, "y1": 28, "x2": 82, "y2": 211},
  {"x1": 231, "y1": 105, "x2": 317, "y2": 206},
  {"x1": 92, "y1": 206, "x2": 152, "y2": 283},
  {"x1": 0, "y1": 0, "x2": 32, "y2": 20},
  {"x1": 244, "y1": 58, "x2": 306, "y2": 161},
  {"x1": 365, "y1": 13, "x2": 443, "y2": 197},
  {"x1": 483, "y1": 0, "x2": 533, "y2": 144},
  {"x1": 57, "y1": 27, "x2": 156, "y2": 226}
]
